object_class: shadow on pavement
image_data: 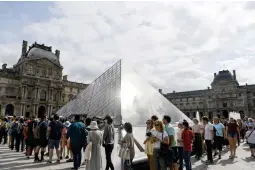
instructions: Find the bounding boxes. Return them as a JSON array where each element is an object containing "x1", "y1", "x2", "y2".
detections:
[
  {"x1": 217, "y1": 158, "x2": 237, "y2": 166},
  {"x1": 0, "y1": 161, "x2": 71, "y2": 170}
]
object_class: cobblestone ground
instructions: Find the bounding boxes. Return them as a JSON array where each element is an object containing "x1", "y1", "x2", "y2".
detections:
[{"x1": 0, "y1": 143, "x2": 255, "y2": 170}]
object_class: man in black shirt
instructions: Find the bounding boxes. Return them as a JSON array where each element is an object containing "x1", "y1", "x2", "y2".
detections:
[
  {"x1": 34, "y1": 115, "x2": 48, "y2": 162},
  {"x1": 47, "y1": 114, "x2": 63, "y2": 164}
]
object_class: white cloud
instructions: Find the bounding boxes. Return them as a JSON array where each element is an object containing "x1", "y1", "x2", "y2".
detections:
[{"x1": 1, "y1": 2, "x2": 255, "y2": 92}]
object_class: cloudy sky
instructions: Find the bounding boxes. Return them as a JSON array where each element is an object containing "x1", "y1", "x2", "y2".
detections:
[{"x1": 1, "y1": 1, "x2": 255, "y2": 93}]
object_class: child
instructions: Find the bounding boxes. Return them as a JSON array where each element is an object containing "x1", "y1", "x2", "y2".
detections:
[
  {"x1": 181, "y1": 121, "x2": 194, "y2": 170},
  {"x1": 245, "y1": 124, "x2": 255, "y2": 158}
]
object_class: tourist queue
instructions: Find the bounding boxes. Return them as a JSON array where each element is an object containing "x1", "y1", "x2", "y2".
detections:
[{"x1": 0, "y1": 114, "x2": 255, "y2": 170}]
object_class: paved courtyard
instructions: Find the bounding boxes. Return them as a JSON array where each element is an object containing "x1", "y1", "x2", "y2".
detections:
[{"x1": 0, "y1": 143, "x2": 255, "y2": 170}]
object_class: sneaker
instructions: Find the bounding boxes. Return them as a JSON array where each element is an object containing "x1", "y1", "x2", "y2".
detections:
[
  {"x1": 205, "y1": 160, "x2": 213, "y2": 164},
  {"x1": 34, "y1": 159, "x2": 40, "y2": 163},
  {"x1": 66, "y1": 159, "x2": 73, "y2": 162},
  {"x1": 213, "y1": 152, "x2": 218, "y2": 157},
  {"x1": 65, "y1": 156, "x2": 69, "y2": 159}
]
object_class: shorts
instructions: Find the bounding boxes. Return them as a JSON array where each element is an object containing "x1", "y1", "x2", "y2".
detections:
[
  {"x1": 249, "y1": 143, "x2": 255, "y2": 149},
  {"x1": 228, "y1": 132, "x2": 237, "y2": 138},
  {"x1": 48, "y1": 139, "x2": 60, "y2": 149},
  {"x1": 39, "y1": 139, "x2": 48, "y2": 148}
]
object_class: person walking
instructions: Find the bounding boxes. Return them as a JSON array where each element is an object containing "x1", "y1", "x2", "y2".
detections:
[
  {"x1": 176, "y1": 121, "x2": 184, "y2": 170},
  {"x1": 213, "y1": 117, "x2": 225, "y2": 159},
  {"x1": 202, "y1": 116, "x2": 214, "y2": 164},
  {"x1": 152, "y1": 120, "x2": 168, "y2": 170},
  {"x1": 226, "y1": 118, "x2": 240, "y2": 159},
  {"x1": 47, "y1": 114, "x2": 63, "y2": 164},
  {"x1": 144, "y1": 119, "x2": 155, "y2": 170},
  {"x1": 36, "y1": 115, "x2": 48, "y2": 162},
  {"x1": 10, "y1": 117, "x2": 18, "y2": 150},
  {"x1": 192, "y1": 118, "x2": 203, "y2": 160},
  {"x1": 15, "y1": 118, "x2": 25, "y2": 152},
  {"x1": 245, "y1": 124, "x2": 255, "y2": 158},
  {"x1": 66, "y1": 115, "x2": 87, "y2": 170},
  {"x1": 181, "y1": 121, "x2": 193, "y2": 170},
  {"x1": 163, "y1": 115, "x2": 177, "y2": 170},
  {"x1": 103, "y1": 115, "x2": 115, "y2": 170},
  {"x1": 86, "y1": 121, "x2": 103, "y2": 170}
]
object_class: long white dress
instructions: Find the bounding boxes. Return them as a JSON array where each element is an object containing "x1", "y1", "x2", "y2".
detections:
[{"x1": 86, "y1": 130, "x2": 103, "y2": 170}]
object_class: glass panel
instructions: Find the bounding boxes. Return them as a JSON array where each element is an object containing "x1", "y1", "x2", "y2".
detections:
[
  {"x1": 57, "y1": 60, "x2": 191, "y2": 126},
  {"x1": 121, "y1": 61, "x2": 192, "y2": 126},
  {"x1": 57, "y1": 60, "x2": 121, "y2": 125}
]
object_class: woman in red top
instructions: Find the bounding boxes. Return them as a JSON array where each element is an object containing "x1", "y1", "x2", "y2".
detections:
[
  {"x1": 181, "y1": 121, "x2": 194, "y2": 170},
  {"x1": 226, "y1": 118, "x2": 240, "y2": 159}
]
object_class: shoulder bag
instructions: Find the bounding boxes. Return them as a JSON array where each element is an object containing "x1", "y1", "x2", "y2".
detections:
[
  {"x1": 160, "y1": 132, "x2": 169, "y2": 155},
  {"x1": 247, "y1": 130, "x2": 255, "y2": 144}
]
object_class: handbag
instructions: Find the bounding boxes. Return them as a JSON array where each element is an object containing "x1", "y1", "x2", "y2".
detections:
[
  {"x1": 84, "y1": 142, "x2": 92, "y2": 160},
  {"x1": 118, "y1": 143, "x2": 130, "y2": 160},
  {"x1": 160, "y1": 132, "x2": 169, "y2": 155}
]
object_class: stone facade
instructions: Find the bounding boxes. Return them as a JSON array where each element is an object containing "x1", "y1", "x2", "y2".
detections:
[
  {"x1": 161, "y1": 70, "x2": 255, "y2": 119},
  {"x1": 0, "y1": 40, "x2": 88, "y2": 118}
]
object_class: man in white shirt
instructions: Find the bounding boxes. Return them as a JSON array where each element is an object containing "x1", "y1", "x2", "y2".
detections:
[{"x1": 202, "y1": 116, "x2": 214, "y2": 164}]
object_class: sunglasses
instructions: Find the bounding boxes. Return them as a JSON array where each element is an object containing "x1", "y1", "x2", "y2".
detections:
[{"x1": 155, "y1": 124, "x2": 160, "y2": 126}]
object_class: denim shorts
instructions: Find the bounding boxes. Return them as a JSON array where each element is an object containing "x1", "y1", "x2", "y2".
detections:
[
  {"x1": 228, "y1": 132, "x2": 237, "y2": 138},
  {"x1": 48, "y1": 139, "x2": 60, "y2": 149}
]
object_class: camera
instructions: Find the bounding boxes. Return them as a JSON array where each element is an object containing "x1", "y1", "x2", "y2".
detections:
[{"x1": 146, "y1": 132, "x2": 152, "y2": 137}]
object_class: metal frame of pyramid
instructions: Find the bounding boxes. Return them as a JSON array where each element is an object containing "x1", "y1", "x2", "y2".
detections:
[
  {"x1": 57, "y1": 60, "x2": 122, "y2": 121},
  {"x1": 57, "y1": 59, "x2": 191, "y2": 126}
]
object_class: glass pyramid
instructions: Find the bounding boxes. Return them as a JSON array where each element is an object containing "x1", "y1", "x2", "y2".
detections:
[{"x1": 57, "y1": 60, "x2": 191, "y2": 125}]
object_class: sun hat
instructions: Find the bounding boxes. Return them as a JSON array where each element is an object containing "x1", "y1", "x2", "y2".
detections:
[
  {"x1": 64, "y1": 121, "x2": 71, "y2": 127},
  {"x1": 87, "y1": 121, "x2": 99, "y2": 130}
]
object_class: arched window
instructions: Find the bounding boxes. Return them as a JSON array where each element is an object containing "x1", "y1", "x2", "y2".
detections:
[
  {"x1": 40, "y1": 90, "x2": 46, "y2": 101},
  {"x1": 41, "y1": 70, "x2": 46, "y2": 77},
  {"x1": 28, "y1": 65, "x2": 33, "y2": 74}
]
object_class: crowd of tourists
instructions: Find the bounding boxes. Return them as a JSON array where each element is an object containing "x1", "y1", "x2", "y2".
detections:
[{"x1": 0, "y1": 114, "x2": 255, "y2": 170}]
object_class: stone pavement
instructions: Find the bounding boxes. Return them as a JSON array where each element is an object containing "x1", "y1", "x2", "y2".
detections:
[{"x1": 0, "y1": 143, "x2": 255, "y2": 170}]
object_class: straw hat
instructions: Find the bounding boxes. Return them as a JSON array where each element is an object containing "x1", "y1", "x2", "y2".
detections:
[{"x1": 88, "y1": 121, "x2": 99, "y2": 130}]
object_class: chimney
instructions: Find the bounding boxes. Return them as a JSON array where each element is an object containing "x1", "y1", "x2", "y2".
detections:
[
  {"x1": 63, "y1": 75, "x2": 68, "y2": 81},
  {"x1": 55, "y1": 49, "x2": 60, "y2": 59},
  {"x1": 173, "y1": 90, "x2": 175, "y2": 93},
  {"x1": 22, "y1": 40, "x2": 28, "y2": 55},
  {"x1": 207, "y1": 87, "x2": 210, "y2": 90},
  {"x1": 233, "y1": 70, "x2": 236, "y2": 80},
  {"x1": 159, "y1": 89, "x2": 162, "y2": 94},
  {"x1": 2, "y1": 63, "x2": 7, "y2": 70},
  {"x1": 214, "y1": 73, "x2": 216, "y2": 77}
]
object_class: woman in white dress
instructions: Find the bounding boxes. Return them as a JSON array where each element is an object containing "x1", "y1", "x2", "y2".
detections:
[{"x1": 86, "y1": 121, "x2": 103, "y2": 170}]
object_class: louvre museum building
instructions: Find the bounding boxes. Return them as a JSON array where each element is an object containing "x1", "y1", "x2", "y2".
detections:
[
  {"x1": 162, "y1": 70, "x2": 255, "y2": 119},
  {"x1": 0, "y1": 41, "x2": 87, "y2": 118}
]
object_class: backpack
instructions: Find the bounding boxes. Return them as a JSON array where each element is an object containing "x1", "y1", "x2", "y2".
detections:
[
  {"x1": 33, "y1": 122, "x2": 40, "y2": 139},
  {"x1": 80, "y1": 125, "x2": 88, "y2": 147}
]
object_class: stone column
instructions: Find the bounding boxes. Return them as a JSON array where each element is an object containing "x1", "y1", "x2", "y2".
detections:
[
  {"x1": 1, "y1": 104, "x2": 5, "y2": 117},
  {"x1": 34, "y1": 105, "x2": 38, "y2": 117},
  {"x1": 22, "y1": 104, "x2": 26, "y2": 116},
  {"x1": 20, "y1": 104, "x2": 23, "y2": 116},
  {"x1": 37, "y1": 88, "x2": 39, "y2": 100}
]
